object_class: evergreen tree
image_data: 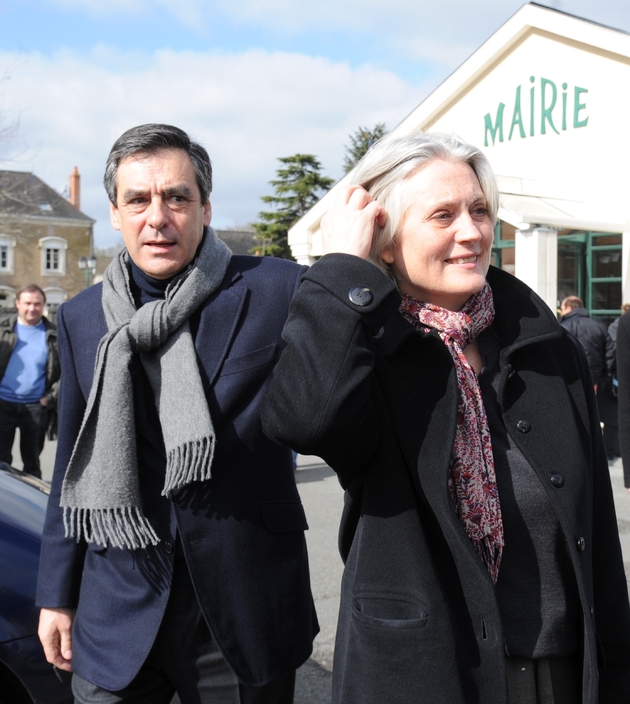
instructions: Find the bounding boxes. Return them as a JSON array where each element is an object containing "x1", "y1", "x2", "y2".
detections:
[
  {"x1": 253, "y1": 154, "x2": 333, "y2": 259},
  {"x1": 343, "y1": 123, "x2": 387, "y2": 174}
]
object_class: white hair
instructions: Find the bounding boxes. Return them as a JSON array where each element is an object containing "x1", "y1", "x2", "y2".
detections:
[{"x1": 347, "y1": 131, "x2": 499, "y2": 279}]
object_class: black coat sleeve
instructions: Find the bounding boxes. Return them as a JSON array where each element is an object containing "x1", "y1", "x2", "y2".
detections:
[{"x1": 261, "y1": 254, "x2": 400, "y2": 487}]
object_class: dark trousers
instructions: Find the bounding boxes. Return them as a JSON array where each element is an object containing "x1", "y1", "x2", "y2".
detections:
[
  {"x1": 506, "y1": 656, "x2": 581, "y2": 704},
  {"x1": 0, "y1": 398, "x2": 47, "y2": 478},
  {"x1": 72, "y1": 582, "x2": 296, "y2": 704}
]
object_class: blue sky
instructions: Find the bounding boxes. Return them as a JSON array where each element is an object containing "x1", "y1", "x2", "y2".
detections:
[{"x1": 1, "y1": 0, "x2": 629, "y2": 247}]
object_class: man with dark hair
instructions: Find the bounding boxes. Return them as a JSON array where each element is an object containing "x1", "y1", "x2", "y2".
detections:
[
  {"x1": 36, "y1": 124, "x2": 318, "y2": 703},
  {"x1": 0, "y1": 283, "x2": 59, "y2": 478}
]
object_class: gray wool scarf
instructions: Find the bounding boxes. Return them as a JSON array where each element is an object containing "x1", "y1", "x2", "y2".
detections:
[{"x1": 60, "y1": 227, "x2": 232, "y2": 550}]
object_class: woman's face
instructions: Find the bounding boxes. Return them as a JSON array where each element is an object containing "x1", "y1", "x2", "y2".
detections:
[{"x1": 381, "y1": 159, "x2": 494, "y2": 311}]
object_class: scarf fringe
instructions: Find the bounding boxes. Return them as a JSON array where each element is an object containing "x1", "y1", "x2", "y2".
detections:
[
  {"x1": 162, "y1": 436, "x2": 215, "y2": 497},
  {"x1": 63, "y1": 506, "x2": 160, "y2": 550}
]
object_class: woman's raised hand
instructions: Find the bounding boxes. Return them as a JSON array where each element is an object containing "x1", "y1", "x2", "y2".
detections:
[{"x1": 321, "y1": 185, "x2": 386, "y2": 260}]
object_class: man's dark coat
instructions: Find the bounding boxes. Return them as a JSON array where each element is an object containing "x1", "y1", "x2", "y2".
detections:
[
  {"x1": 36, "y1": 255, "x2": 318, "y2": 691},
  {"x1": 262, "y1": 255, "x2": 630, "y2": 704},
  {"x1": 560, "y1": 307, "x2": 609, "y2": 385}
]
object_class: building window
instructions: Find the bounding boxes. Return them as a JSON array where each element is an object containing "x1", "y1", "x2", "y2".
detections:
[
  {"x1": 0, "y1": 236, "x2": 16, "y2": 274},
  {"x1": 43, "y1": 288, "x2": 67, "y2": 305},
  {"x1": 0, "y1": 286, "x2": 15, "y2": 309},
  {"x1": 557, "y1": 231, "x2": 622, "y2": 325},
  {"x1": 39, "y1": 236, "x2": 67, "y2": 276},
  {"x1": 46, "y1": 247, "x2": 59, "y2": 270}
]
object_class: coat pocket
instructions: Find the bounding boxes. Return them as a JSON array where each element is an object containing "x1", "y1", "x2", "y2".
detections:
[
  {"x1": 220, "y1": 343, "x2": 278, "y2": 377},
  {"x1": 260, "y1": 500, "x2": 309, "y2": 532},
  {"x1": 352, "y1": 593, "x2": 429, "y2": 629}
]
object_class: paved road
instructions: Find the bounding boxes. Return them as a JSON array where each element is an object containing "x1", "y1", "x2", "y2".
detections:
[
  {"x1": 293, "y1": 458, "x2": 344, "y2": 703},
  {"x1": 24, "y1": 439, "x2": 630, "y2": 704}
]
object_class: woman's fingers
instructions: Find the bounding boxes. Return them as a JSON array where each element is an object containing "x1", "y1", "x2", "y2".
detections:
[{"x1": 321, "y1": 186, "x2": 386, "y2": 259}]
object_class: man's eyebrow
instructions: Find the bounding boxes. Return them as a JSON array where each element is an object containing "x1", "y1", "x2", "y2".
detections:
[
  {"x1": 163, "y1": 185, "x2": 195, "y2": 199},
  {"x1": 121, "y1": 188, "x2": 148, "y2": 203},
  {"x1": 120, "y1": 184, "x2": 196, "y2": 203}
]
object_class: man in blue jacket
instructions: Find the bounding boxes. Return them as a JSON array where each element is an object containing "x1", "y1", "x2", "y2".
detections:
[
  {"x1": 36, "y1": 124, "x2": 317, "y2": 704},
  {"x1": 0, "y1": 284, "x2": 59, "y2": 477}
]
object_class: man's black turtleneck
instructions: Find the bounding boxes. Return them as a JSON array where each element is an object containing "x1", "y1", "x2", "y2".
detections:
[{"x1": 129, "y1": 258, "x2": 172, "y2": 306}]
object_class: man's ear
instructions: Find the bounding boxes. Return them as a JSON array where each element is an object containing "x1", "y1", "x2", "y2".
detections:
[
  {"x1": 203, "y1": 200, "x2": 212, "y2": 227},
  {"x1": 110, "y1": 201, "x2": 121, "y2": 231}
]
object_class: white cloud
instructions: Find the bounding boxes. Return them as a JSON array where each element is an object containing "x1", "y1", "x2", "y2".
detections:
[{"x1": 0, "y1": 48, "x2": 421, "y2": 247}]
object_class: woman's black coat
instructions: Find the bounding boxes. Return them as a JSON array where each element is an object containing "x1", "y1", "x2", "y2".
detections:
[{"x1": 262, "y1": 255, "x2": 630, "y2": 704}]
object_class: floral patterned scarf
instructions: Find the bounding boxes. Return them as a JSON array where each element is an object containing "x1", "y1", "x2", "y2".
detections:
[{"x1": 399, "y1": 283, "x2": 504, "y2": 583}]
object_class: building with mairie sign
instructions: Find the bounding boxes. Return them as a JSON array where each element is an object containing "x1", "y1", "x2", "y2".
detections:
[{"x1": 289, "y1": 2, "x2": 630, "y2": 321}]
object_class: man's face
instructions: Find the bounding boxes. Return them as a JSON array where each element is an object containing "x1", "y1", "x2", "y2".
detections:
[
  {"x1": 110, "y1": 148, "x2": 211, "y2": 280},
  {"x1": 16, "y1": 291, "x2": 45, "y2": 326}
]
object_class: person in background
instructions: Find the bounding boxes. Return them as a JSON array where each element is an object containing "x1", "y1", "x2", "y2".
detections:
[
  {"x1": 36, "y1": 124, "x2": 317, "y2": 704},
  {"x1": 605, "y1": 303, "x2": 630, "y2": 350},
  {"x1": 559, "y1": 295, "x2": 608, "y2": 390},
  {"x1": 614, "y1": 303, "x2": 630, "y2": 492},
  {"x1": 262, "y1": 131, "x2": 630, "y2": 703},
  {"x1": 0, "y1": 283, "x2": 59, "y2": 478},
  {"x1": 599, "y1": 304, "x2": 630, "y2": 462},
  {"x1": 559, "y1": 296, "x2": 618, "y2": 460}
]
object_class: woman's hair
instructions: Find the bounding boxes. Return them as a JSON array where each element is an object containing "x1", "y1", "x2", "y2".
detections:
[{"x1": 347, "y1": 131, "x2": 499, "y2": 278}]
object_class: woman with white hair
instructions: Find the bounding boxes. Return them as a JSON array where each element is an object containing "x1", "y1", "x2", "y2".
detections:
[{"x1": 261, "y1": 132, "x2": 630, "y2": 703}]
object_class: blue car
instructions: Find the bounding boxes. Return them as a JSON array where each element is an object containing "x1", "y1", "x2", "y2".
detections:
[{"x1": 0, "y1": 462, "x2": 72, "y2": 703}]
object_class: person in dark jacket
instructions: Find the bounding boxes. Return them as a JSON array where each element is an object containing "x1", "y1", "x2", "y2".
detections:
[
  {"x1": 559, "y1": 297, "x2": 618, "y2": 459},
  {"x1": 615, "y1": 306, "x2": 630, "y2": 491},
  {"x1": 36, "y1": 124, "x2": 317, "y2": 704},
  {"x1": 262, "y1": 132, "x2": 630, "y2": 703},
  {"x1": 599, "y1": 305, "x2": 630, "y2": 461},
  {"x1": 559, "y1": 296, "x2": 609, "y2": 388},
  {"x1": 0, "y1": 283, "x2": 59, "y2": 478}
]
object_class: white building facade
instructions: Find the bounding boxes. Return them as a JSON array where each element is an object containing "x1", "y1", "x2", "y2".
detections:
[{"x1": 289, "y1": 3, "x2": 630, "y2": 321}]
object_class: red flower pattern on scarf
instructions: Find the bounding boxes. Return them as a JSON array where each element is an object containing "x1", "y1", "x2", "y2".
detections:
[{"x1": 399, "y1": 283, "x2": 504, "y2": 583}]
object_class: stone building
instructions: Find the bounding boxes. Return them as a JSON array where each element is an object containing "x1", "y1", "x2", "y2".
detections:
[
  {"x1": 215, "y1": 229, "x2": 256, "y2": 255},
  {"x1": 0, "y1": 167, "x2": 94, "y2": 312}
]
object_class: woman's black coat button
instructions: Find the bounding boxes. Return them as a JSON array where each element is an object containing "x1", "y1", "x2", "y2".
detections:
[
  {"x1": 164, "y1": 542, "x2": 174, "y2": 554},
  {"x1": 516, "y1": 420, "x2": 531, "y2": 433},
  {"x1": 348, "y1": 287, "x2": 373, "y2": 306},
  {"x1": 577, "y1": 537, "x2": 586, "y2": 552},
  {"x1": 550, "y1": 474, "x2": 564, "y2": 488}
]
